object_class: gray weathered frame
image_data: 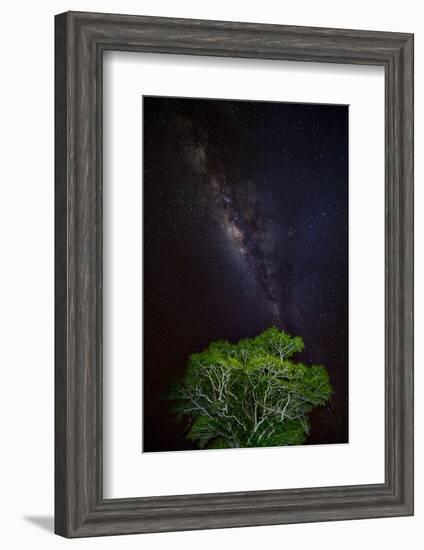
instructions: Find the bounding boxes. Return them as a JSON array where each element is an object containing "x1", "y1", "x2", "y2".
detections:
[{"x1": 55, "y1": 11, "x2": 414, "y2": 538}]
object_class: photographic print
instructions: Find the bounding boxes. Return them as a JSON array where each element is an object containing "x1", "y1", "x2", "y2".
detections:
[{"x1": 143, "y1": 96, "x2": 348, "y2": 452}]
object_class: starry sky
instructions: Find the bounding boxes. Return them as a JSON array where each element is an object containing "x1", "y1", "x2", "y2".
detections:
[{"x1": 143, "y1": 96, "x2": 348, "y2": 452}]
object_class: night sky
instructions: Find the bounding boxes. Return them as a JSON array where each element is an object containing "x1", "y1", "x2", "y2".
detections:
[{"x1": 143, "y1": 96, "x2": 348, "y2": 452}]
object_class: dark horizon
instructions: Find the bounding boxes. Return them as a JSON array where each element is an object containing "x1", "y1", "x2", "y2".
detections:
[{"x1": 143, "y1": 96, "x2": 348, "y2": 452}]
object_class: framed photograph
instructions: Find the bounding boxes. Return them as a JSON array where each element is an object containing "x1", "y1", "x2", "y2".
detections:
[{"x1": 55, "y1": 11, "x2": 414, "y2": 537}]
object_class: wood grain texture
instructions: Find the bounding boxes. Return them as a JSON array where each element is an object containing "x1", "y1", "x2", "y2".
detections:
[{"x1": 54, "y1": 11, "x2": 414, "y2": 538}]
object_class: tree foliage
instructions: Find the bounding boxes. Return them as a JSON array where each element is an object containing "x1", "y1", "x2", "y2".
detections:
[{"x1": 170, "y1": 327, "x2": 332, "y2": 449}]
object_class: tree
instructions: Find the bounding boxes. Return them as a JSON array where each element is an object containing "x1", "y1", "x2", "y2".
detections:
[{"x1": 170, "y1": 327, "x2": 332, "y2": 449}]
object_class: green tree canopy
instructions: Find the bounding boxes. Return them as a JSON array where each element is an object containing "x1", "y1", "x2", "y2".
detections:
[{"x1": 170, "y1": 327, "x2": 332, "y2": 449}]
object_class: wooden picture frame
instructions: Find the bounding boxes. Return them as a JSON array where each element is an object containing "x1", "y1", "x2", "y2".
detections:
[{"x1": 55, "y1": 11, "x2": 414, "y2": 538}]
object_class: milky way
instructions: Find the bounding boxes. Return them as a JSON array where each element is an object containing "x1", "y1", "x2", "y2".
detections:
[
  {"x1": 143, "y1": 96, "x2": 349, "y2": 452},
  {"x1": 179, "y1": 116, "x2": 288, "y2": 322}
]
